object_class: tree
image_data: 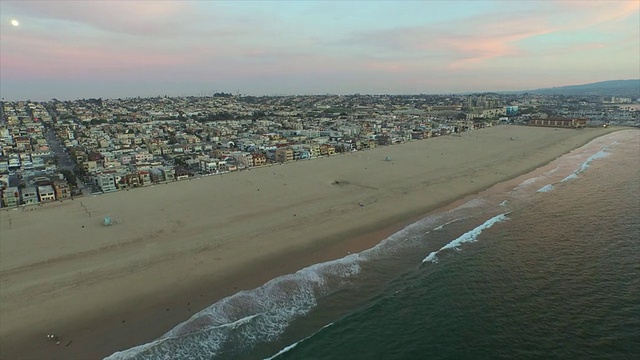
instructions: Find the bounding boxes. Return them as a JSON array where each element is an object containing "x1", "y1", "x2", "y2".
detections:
[{"x1": 60, "y1": 169, "x2": 78, "y2": 187}]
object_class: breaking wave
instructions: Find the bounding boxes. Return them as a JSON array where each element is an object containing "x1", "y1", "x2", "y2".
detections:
[
  {"x1": 105, "y1": 255, "x2": 360, "y2": 360},
  {"x1": 537, "y1": 184, "x2": 554, "y2": 193},
  {"x1": 423, "y1": 213, "x2": 509, "y2": 263},
  {"x1": 434, "y1": 218, "x2": 463, "y2": 231},
  {"x1": 561, "y1": 146, "x2": 610, "y2": 183},
  {"x1": 264, "y1": 322, "x2": 335, "y2": 360},
  {"x1": 106, "y1": 197, "x2": 489, "y2": 359}
]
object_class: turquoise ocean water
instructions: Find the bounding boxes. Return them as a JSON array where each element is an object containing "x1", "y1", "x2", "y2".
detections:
[{"x1": 107, "y1": 130, "x2": 640, "y2": 360}]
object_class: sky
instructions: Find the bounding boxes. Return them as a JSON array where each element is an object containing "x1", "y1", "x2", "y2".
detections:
[{"x1": 1, "y1": 0, "x2": 639, "y2": 101}]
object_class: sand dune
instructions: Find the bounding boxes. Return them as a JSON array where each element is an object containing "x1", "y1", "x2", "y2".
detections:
[{"x1": 0, "y1": 126, "x2": 618, "y2": 359}]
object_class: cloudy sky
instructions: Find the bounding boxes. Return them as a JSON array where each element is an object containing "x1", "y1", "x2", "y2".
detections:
[{"x1": 1, "y1": 0, "x2": 638, "y2": 100}]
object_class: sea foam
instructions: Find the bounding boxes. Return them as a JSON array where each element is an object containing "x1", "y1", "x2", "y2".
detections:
[
  {"x1": 513, "y1": 166, "x2": 558, "y2": 191},
  {"x1": 536, "y1": 184, "x2": 554, "y2": 193},
  {"x1": 423, "y1": 213, "x2": 509, "y2": 263},
  {"x1": 561, "y1": 146, "x2": 609, "y2": 183},
  {"x1": 264, "y1": 322, "x2": 335, "y2": 360},
  {"x1": 106, "y1": 195, "x2": 491, "y2": 359},
  {"x1": 105, "y1": 255, "x2": 361, "y2": 360},
  {"x1": 433, "y1": 218, "x2": 463, "y2": 231}
]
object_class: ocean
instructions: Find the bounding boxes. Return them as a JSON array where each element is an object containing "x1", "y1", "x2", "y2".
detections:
[{"x1": 106, "y1": 130, "x2": 640, "y2": 360}]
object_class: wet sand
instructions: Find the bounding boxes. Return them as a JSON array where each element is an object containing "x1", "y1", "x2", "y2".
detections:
[{"x1": 0, "y1": 126, "x2": 619, "y2": 359}]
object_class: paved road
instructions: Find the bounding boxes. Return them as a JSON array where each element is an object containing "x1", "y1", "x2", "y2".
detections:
[{"x1": 46, "y1": 128, "x2": 90, "y2": 196}]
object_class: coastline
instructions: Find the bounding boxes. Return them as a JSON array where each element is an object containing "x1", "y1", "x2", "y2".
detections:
[{"x1": 0, "y1": 126, "x2": 623, "y2": 360}]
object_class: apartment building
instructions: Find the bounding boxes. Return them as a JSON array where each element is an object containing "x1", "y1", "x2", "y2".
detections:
[
  {"x1": 200, "y1": 159, "x2": 219, "y2": 173},
  {"x1": 22, "y1": 187, "x2": 39, "y2": 205},
  {"x1": 320, "y1": 144, "x2": 336, "y2": 156},
  {"x1": 275, "y1": 147, "x2": 294, "y2": 163},
  {"x1": 37, "y1": 185, "x2": 56, "y2": 202},
  {"x1": 97, "y1": 173, "x2": 117, "y2": 192},
  {"x1": 53, "y1": 181, "x2": 71, "y2": 199},
  {"x1": 82, "y1": 160, "x2": 98, "y2": 173},
  {"x1": 3, "y1": 187, "x2": 19, "y2": 207},
  {"x1": 252, "y1": 153, "x2": 267, "y2": 167},
  {"x1": 302, "y1": 144, "x2": 320, "y2": 158},
  {"x1": 160, "y1": 167, "x2": 176, "y2": 181},
  {"x1": 139, "y1": 171, "x2": 151, "y2": 185},
  {"x1": 231, "y1": 152, "x2": 253, "y2": 168},
  {"x1": 135, "y1": 152, "x2": 154, "y2": 163}
]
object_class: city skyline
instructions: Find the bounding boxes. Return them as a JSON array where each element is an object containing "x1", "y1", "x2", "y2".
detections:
[{"x1": 1, "y1": 0, "x2": 639, "y2": 101}]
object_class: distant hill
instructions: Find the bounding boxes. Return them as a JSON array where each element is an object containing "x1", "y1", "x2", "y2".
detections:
[{"x1": 525, "y1": 79, "x2": 640, "y2": 97}]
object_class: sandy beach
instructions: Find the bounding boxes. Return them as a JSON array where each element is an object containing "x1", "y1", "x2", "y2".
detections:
[{"x1": 0, "y1": 125, "x2": 619, "y2": 359}]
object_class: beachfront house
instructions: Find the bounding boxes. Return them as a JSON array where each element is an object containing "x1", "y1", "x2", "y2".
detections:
[
  {"x1": 320, "y1": 144, "x2": 336, "y2": 155},
  {"x1": 160, "y1": 167, "x2": 175, "y2": 181},
  {"x1": 21, "y1": 187, "x2": 39, "y2": 205},
  {"x1": 53, "y1": 181, "x2": 71, "y2": 199},
  {"x1": 302, "y1": 144, "x2": 320, "y2": 158},
  {"x1": 3, "y1": 186, "x2": 20, "y2": 207},
  {"x1": 275, "y1": 147, "x2": 294, "y2": 163},
  {"x1": 200, "y1": 159, "x2": 220, "y2": 173},
  {"x1": 231, "y1": 152, "x2": 253, "y2": 168},
  {"x1": 252, "y1": 153, "x2": 267, "y2": 167},
  {"x1": 139, "y1": 171, "x2": 152, "y2": 185},
  {"x1": 37, "y1": 185, "x2": 56, "y2": 202},
  {"x1": 97, "y1": 173, "x2": 118, "y2": 192}
]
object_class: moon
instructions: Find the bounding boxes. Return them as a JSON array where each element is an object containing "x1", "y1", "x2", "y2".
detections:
[{"x1": 11, "y1": 19, "x2": 19, "y2": 27}]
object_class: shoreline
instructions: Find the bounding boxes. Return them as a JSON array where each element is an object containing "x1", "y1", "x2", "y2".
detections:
[{"x1": 0, "y1": 126, "x2": 624, "y2": 360}]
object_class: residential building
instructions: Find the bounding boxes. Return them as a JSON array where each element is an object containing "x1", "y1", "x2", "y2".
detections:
[
  {"x1": 275, "y1": 147, "x2": 294, "y2": 163},
  {"x1": 97, "y1": 173, "x2": 117, "y2": 192},
  {"x1": 231, "y1": 152, "x2": 253, "y2": 168},
  {"x1": 82, "y1": 160, "x2": 98, "y2": 173},
  {"x1": 125, "y1": 173, "x2": 141, "y2": 187},
  {"x1": 37, "y1": 185, "x2": 56, "y2": 202},
  {"x1": 200, "y1": 159, "x2": 219, "y2": 173},
  {"x1": 3, "y1": 187, "x2": 19, "y2": 207},
  {"x1": 53, "y1": 181, "x2": 71, "y2": 199},
  {"x1": 135, "y1": 152, "x2": 154, "y2": 163},
  {"x1": 252, "y1": 153, "x2": 267, "y2": 167},
  {"x1": 302, "y1": 144, "x2": 321, "y2": 157},
  {"x1": 138, "y1": 171, "x2": 151, "y2": 185},
  {"x1": 320, "y1": 144, "x2": 336, "y2": 155},
  {"x1": 160, "y1": 167, "x2": 176, "y2": 181},
  {"x1": 22, "y1": 187, "x2": 39, "y2": 205}
]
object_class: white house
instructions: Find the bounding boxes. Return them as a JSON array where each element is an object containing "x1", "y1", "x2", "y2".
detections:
[{"x1": 37, "y1": 185, "x2": 56, "y2": 202}]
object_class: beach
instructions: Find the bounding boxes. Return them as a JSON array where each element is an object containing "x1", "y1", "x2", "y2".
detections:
[{"x1": 0, "y1": 125, "x2": 619, "y2": 359}]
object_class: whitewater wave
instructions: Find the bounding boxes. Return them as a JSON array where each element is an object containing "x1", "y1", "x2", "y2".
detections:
[
  {"x1": 537, "y1": 184, "x2": 554, "y2": 193},
  {"x1": 264, "y1": 322, "x2": 335, "y2": 360},
  {"x1": 454, "y1": 198, "x2": 485, "y2": 210},
  {"x1": 514, "y1": 177, "x2": 541, "y2": 190},
  {"x1": 423, "y1": 213, "x2": 509, "y2": 263},
  {"x1": 433, "y1": 218, "x2": 463, "y2": 231},
  {"x1": 106, "y1": 189, "x2": 493, "y2": 359},
  {"x1": 360, "y1": 198, "x2": 485, "y2": 258},
  {"x1": 513, "y1": 167, "x2": 559, "y2": 191},
  {"x1": 561, "y1": 146, "x2": 610, "y2": 183},
  {"x1": 105, "y1": 255, "x2": 360, "y2": 360}
]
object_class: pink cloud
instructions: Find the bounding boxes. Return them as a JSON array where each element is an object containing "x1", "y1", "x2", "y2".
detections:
[
  {"x1": 1, "y1": 31, "x2": 190, "y2": 81},
  {"x1": 556, "y1": 0, "x2": 640, "y2": 25},
  {"x1": 5, "y1": 1, "x2": 195, "y2": 37},
  {"x1": 345, "y1": 14, "x2": 555, "y2": 70},
  {"x1": 343, "y1": 0, "x2": 638, "y2": 71},
  {"x1": 441, "y1": 28, "x2": 554, "y2": 69},
  {"x1": 362, "y1": 61, "x2": 408, "y2": 74}
]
